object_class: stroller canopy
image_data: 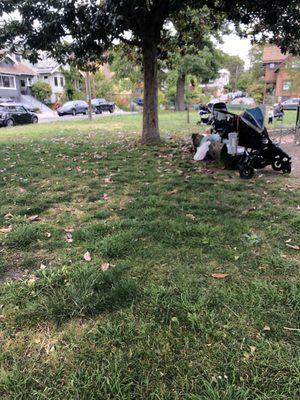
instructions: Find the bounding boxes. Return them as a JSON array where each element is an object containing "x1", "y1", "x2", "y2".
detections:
[{"x1": 240, "y1": 107, "x2": 265, "y2": 133}]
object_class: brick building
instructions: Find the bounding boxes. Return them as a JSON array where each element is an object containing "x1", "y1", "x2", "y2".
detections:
[{"x1": 263, "y1": 46, "x2": 300, "y2": 100}]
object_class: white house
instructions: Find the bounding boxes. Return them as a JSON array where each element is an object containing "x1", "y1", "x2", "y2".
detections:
[
  {"x1": 32, "y1": 54, "x2": 67, "y2": 103},
  {"x1": 200, "y1": 69, "x2": 231, "y2": 96}
]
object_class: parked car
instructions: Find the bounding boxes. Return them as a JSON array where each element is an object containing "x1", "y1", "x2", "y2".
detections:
[
  {"x1": 57, "y1": 100, "x2": 88, "y2": 116},
  {"x1": 228, "y1": 97, "x2": 256, "y2": 110},
  {"x1": 274, "y1": 98, "x2": 300, "y2": 110},
  {"x1": 91, "y1": 98, "x2": 115, "y2": 114},
  {"x1": 0, "y1": 103, "x2": 38, "y2": 127}
]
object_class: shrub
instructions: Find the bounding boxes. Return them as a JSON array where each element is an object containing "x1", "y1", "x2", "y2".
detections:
[{"x1": 31, "y1": 81, "x2": 52, "y2": 102}]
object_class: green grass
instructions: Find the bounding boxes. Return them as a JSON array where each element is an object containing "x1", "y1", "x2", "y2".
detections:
[{"x1": 0, "y1": 112, "x2": 299, "y2": 399}]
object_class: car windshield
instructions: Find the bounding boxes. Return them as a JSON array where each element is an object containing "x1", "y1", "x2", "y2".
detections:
[
  {"x1": 63, "y1": 102, "x2": 74, "y2": 107},
  {"x1": 0, "y1": 105, "x2": 5, "y2": 111}
]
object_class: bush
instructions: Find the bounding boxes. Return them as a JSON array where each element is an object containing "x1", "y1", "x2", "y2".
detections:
[{"x1": 31, "y1": 81, "x2": 52, "y2": 102}]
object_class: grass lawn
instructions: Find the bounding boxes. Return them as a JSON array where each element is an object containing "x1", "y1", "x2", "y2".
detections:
[{"x1": 0, "y1": 112, "x2": 299, "y2": 399}]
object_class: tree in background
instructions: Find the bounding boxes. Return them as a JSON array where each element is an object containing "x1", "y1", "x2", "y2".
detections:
[
  {"x1": 167, "y1": 7, "x2": 224, "y2": 111},
  {"x1": 220, "y1": 52, "x2": 245, "y2": 91},
  {"x1": 235, "y1": 45, "x2": 265, "y2": 103},
  {"x1": 1, "y1": 0, "x2": 300, "y2": 143},
  {"x1": 31, "y1": 81, "x2": 52, "y2": 102},
  {"x1": 61, "y1": 67, "x2": 84, "y2": 101}
]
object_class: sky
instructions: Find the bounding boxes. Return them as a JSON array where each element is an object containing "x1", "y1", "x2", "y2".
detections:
[{"x1": 219, "y1": 33, "x2": 252, "y2": 70}]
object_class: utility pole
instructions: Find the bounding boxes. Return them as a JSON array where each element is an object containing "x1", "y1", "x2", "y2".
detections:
[{"x1": 85, "y1": 71, "x2": 92, "y2": 121}]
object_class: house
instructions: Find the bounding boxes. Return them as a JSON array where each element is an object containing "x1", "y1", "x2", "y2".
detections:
[
  {"x1": 200, "y1": 69, "x2": 230, "y2": 96},
  {"x1": 31, "y1": 54, "x2": 67, "y2": 103},
  {"x1": 262, "y1": 46, "x2": 300, "y2": 100},
  {"x1": 0, "y1": 52, "x2": 36, "y2": 101}
]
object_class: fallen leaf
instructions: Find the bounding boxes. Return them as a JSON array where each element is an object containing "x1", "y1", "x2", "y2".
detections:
[
  {"x1": 211, "y1": 273, "x2": 229, "y2": 280},
  {"x1": 19, "y1": 188, "x2": 27, "y2": 194},
  {"x1": 186, "y1": 214, "x2": 196, "y2": 220},
  {"x1": 40, "y1": 264, "x2": 47, "y2": 270},
  {"x1": 46, "y1": 232, "x2": 52, "y2": 238},
  {"x1": 286, "y1": 244, "x2": 300, "y2": 250},
  {"x1": 101, "y1": 262, "x2": 110, "y2": 272},
  {"x1": 102, "y1": 193, "x2": 109, "y2": 201},
  {"x1": 103, "y1": 177, "x2": 113, "y2": 184},
  {"x1": 0, "y1": 225, "x2": 12, "y2": 234},
  {"x1": 66, "y1": 232, "x2": 73, "y2": 243},
  {"x1": 84, "y1": 251, "x2": 91, "y2": 262},
  {"x1": 167, "y1": 188, "x2": 178, "y2": 195},
  {"x1": 28, "y1": 215, "x2": 40, "y2": 222},
  {"x1": 4, "y1": 213, "x2": 13, "y2": 220},
  {"x1": 64, "y1": 228, "x2": 74, "y2": 233},
  {"x1": 263, "y1": 325, "x2": 271, "y2": 332},
  {"x1": 27, "y1": 277, "x2": 36, "y2": 286}
]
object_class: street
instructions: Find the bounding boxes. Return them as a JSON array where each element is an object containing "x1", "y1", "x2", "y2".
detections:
[{"x1": 38, "y1": 109, "x2": 136, "y2": 123}]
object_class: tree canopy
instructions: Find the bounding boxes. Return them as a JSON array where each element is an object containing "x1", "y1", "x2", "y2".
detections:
[{"x1": 1, "y1": 0, "x2": 300, "y2": 142}]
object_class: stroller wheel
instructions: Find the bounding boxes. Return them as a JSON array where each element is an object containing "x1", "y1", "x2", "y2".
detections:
[
  {"x1": 272, "y1": 159, "x2": 283, "y2": 171},
  {"x1": 282, "y1": 162, "x2": 291, "y2": 174},
  {"x1": 239, "y1": 165, "x2": 255, "y2": 180}
]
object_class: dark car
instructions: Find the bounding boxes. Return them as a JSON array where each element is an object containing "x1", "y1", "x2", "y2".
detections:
[
  {"x1": 92, "y1": 98, "x2": 115, "y2": 114},
  {"x1": 0, "y1": 103, "x2": 38, "y2": 127},
  {"x1": 57, "y1": 100, "x2": 88, "y2": 116}
]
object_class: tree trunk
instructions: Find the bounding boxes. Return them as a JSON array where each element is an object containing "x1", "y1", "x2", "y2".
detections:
[
  {"x1": 175, "y1": 74, "x2": 186, "y2": 112},
  {"x1": 142, "y1": 44, "x2": 160, "y2": 144}
]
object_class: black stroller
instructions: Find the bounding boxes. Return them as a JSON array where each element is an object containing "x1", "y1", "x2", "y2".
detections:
[{"x1": 199, "y1": 103, "x2": 292, "y2": 179}]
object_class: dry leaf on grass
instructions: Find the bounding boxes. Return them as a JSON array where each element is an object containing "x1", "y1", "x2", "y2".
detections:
[
  {"x1": 103, "y1": 177, "x2": 113, "y2": 184},
  {"x1": 0, "y1": 225, "x2": 12, "y2": 234},
  {"x1": 4, "y1": 213, "x2": 13, "y2": 220},
  {"x1": 84, "y1": 251, "x2": 91, "y2": 262},
  {"x1": 27, "y1": 215, "x2": 40, "y2": 222},
  {"x1": 211, "y1": 273, "x2": 229, "y2": 280},
  {"x1": 286, "y1": 244, "x2": 300, "y2": 250},
  {"x1": 101, "y1": 262, "x2": 110, "y2": 272},
  {"x1": 102, "y1": 193, "x2": 110, "y2": 201},
  {"x1": 66, "y1": 232, "x2": 73, "y2": 243},
  {"x1": 263, "y1": 325, "x2": 271, "y2": 332},
  {"x1": 167, "y1": 189, "x2": 178, "y2": 195}
]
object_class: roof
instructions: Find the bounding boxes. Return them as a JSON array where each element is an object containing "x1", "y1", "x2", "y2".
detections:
[
  {"x1": 262, "y1": 46, "x2": 289, "y2": 63},
  {"x1": 0, "y1": 61, "x2": 36, "y2": 76},
  {"x1": 33, "y1": 57, "x2": 61, "y2": 74}
]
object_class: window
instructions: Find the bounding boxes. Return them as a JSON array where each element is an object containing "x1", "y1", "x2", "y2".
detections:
[
  {"x1": 8, "y1": 105, "x2": 17, "y2": 112},
  {"x1": 27, "y1": 77, "x2": 32, "y2": 86},
  {"x1": 60, "y1": 77, "x2": 64, "y2": 87},
  {"x1": 54, "y1": 77, "x2": 58, "y2": 86},
  {"x1": 15, "y1": 105, "x2": 26, "y2": 113},
  {"x1": 283, "y1": 80, "x2": 292, "y2": 91},
  {"x1": 0, "y1": 75, "x2": 16, "y2": 89},
  {"x1": 44, "y1": 75, "x2": 48, "y2": 80}
]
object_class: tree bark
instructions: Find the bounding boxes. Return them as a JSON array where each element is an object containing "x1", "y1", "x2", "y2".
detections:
[
  {"x1": 142, "y1": 44, "x2": 160, "y2": 144},
  {"x1": 175, "y1": 74, "x2": 186, "y2": 112}
]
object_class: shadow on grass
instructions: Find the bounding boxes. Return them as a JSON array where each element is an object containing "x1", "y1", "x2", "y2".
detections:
[{"x1": 4, "y1": 264, "x2": 140, "y2": 326}]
